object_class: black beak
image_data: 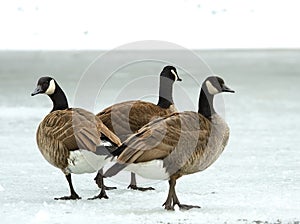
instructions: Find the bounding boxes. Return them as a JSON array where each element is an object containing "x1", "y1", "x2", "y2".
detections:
[
  {"x1": 222, "y1": 84, "x2": 235, "y2": 93},
  {"x1": 31, "y1": 86, "x2": 43, "y2": 96},
  {"x1": 177, "y1": 76, "x2": 182, "y2": 82}
]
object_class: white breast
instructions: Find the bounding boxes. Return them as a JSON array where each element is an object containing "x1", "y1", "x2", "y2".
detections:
[
  {"x1": 66, "y1": 150, "x2": 113, "y2": 174},
  {"x1": 126, "y1": 160, "x2": 170, "y2": 180}
]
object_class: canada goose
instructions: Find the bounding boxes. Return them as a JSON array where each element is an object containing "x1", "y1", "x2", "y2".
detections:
[
  {"x1": 95, "y1": 65, "x2": 182, "y2": 191},
  {"x1": 104, "y1": 76, "x2": 234, "y2": 210},
  {"x1": 31, "y1": 77, "x2": 121, "y2": 200}
]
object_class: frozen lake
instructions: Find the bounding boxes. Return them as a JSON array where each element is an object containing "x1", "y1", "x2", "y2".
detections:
[{"x1": 0, "y1": 50, "x2": 299, "y2": 223}]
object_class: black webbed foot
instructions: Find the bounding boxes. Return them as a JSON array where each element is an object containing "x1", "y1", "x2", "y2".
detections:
[
  {"x1": 88, "y1": 191, "x2": 109, "y2": 200},
  {"x1": 127, "y1": 184, "x2": 155, "y2": 191},
  {"x1": 177, "y1": 204, "x2": 201, "y2": 210},
  {"x1": 162, "y1": 202, "x2": 175, "y2": 211},
  {"x1": 54, "y1": 193, "x2": 81, "y2": 200}
]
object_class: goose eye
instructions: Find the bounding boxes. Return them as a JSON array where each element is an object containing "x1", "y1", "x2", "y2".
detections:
[{"x1": 42, "y1": 83, "x2": 48, "y2": 89}]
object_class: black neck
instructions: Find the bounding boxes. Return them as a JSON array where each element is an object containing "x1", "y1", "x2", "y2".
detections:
[
  {"x1": 157, "y1": 77, "x2": 174, "y2": 109},
  {"x1": 49, "y1": 84, "x2": 69, "y2": 112},
  {"x1": 198, "y1": 88, "x2": 215, "y2": 119}
]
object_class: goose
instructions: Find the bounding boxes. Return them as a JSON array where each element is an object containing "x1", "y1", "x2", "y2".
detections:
[
  {"x1": 95, "y1": 65, "x2": 182, "y2": 191},
  {"x1": 104, "y1": 76, "x2": 234, "y2": 210},
  {"x1": 31, "y1": 77, "x2": 121, "y2": 200}
]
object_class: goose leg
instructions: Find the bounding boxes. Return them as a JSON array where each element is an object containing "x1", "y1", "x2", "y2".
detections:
[
  {"x1": 94, "y1": 169, "x2": 117, "y2": 190},
  {"x1": 162, "y1": 177, "x2": 200, "y2": 210},
  {"x1": 171, "y1": 181, "x2": 201, "y2": 210},
  {"x1": 54, "y1": 174, "x2": 81, "y2": 200},
  {"x1": 162, "y1": 179, "x2": 176, "y2": 210},
  {"x1": 88, "y1": 173, "x2": 109, "y2": 200},
  {"x1": 127, "y1": 173, "x2": 155, "y2": 191}
]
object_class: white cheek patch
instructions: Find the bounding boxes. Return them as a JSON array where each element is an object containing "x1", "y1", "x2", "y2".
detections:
[
  {"x1": 45, "y1": 79, "x2": 56, "y2": 95},
  {"x1": 206, "y1": 80, "x2": 219, "y2": 95},
  {"x1": 171, "y1": 69, "x2": 178, "y2": 81}
]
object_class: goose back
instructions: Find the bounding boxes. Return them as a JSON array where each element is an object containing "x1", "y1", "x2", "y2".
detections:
[{"x1": 97, "y1": 100, "x2": 177, "y2": 141}]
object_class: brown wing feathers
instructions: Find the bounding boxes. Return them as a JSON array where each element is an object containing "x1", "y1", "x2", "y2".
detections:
[
  {"x1": 39, "y1": 108, "x2": 119, "y2": 153},
  {"x1": 105, "y1": 112, "x2": 211, "y2": 177},
  {"x1": 98, "y1": 122, "x2": 122, "y2": 147},
  {"x1": 97, "y1": 101, "x2": 176, "y2": 142}
]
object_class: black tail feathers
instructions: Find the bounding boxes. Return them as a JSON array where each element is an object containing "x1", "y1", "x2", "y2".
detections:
[
  {"x1": 95, "y1": 142, "x2": 126, "y2": 158},
  {"x1": 110, "y1": 143, "x2": 127, "y2": 157},
  {"x1": 95, "y1": 146, "x2": 117, "y2": 160}
]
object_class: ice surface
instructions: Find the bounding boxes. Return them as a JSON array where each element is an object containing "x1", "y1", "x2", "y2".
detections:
[{"x1": 0, "y1": 50, "x2": 299, "y2": 224}]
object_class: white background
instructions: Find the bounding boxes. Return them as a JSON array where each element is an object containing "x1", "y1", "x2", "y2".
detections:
[{"x1": 0, "y1": 0, "x2": 299, "y2": 50}]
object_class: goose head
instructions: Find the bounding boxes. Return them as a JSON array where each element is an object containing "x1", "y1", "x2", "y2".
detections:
[
  {"x1": 203, "y1": 76, "x2": 235, "y2": 95},
  {"x1": 31, "y1": 77, "x2": 56, "y2": 96},
  {"x1": 31, "y1": 76, "x2": 69, "y2": 111},
  {"x1": 160, "y1": 66, "x2": 182, "y2": 82}
]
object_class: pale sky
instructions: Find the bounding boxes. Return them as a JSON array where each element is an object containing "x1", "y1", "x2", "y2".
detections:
[{"x1": 0, "y1": 0, "x2": 299, "y2": 50}]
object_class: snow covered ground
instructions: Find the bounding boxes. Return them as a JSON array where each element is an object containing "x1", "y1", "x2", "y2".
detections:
[{"x1": 0, "y1": 50, "x2": 299, "y2": 223}]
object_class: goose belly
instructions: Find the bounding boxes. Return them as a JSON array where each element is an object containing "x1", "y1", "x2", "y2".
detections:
[
  {"x1": 66, "y1": 150, "x2": 111, "y2": 174},
  {"x1": 126, "y1": 160, "x2": 169, "y2": 180}
]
